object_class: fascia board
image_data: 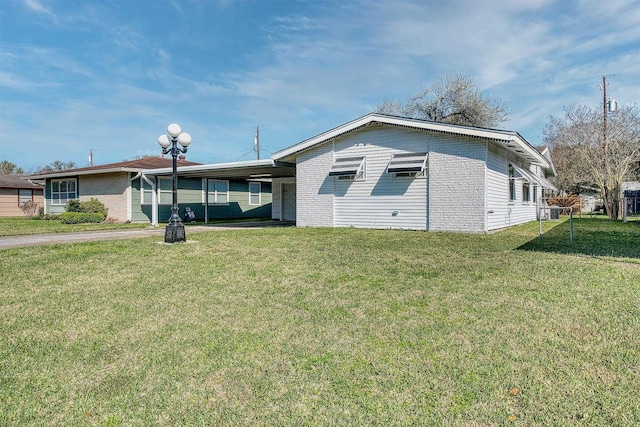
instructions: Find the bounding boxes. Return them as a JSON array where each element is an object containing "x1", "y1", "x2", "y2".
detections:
[
  {"x1": 272, "y1": 113, "x2": 552, "y2": 169},
  {"x1": 27, "y1": 167, "x2": 140, "y2": 180},
  {"x1": 272, "y1": 115, "x2": 374, "y2": 161},
  {"x1": 142, "y1": 159, "x2": 277, "y2": 176}
]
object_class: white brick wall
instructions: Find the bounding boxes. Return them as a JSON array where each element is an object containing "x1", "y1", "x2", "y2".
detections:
[
  {"x1": 427, "y1": 136, "x2": 486, "y2": 232},
  {"x1": 296, "y1": 143, "x2": 334, "y2": 227}
]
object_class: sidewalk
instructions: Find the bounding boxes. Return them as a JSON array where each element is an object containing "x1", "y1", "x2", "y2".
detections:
[{"x1": 0, "y1": 221, "x2": 291, "y2": 250}]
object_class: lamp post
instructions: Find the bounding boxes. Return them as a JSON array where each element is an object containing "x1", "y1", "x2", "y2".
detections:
[{"x1": 158, "y1": 123, "x2": 192, "y2": 243}]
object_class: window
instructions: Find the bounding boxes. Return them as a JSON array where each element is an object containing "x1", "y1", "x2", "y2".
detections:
[
  {"x1": 388, "y1": 152, "x2": 428, "y2": 178},
  {"x1": 141, "y1": 177, "x2": 154, "y2": 205},
  {"x1": 158, "y1": 177, "x2": 173, "y2": 204},
  {"x1": 51, "y1": 179, "x2": 77, "y2": 205},
  {"x1": 522, "y1": 180, "x2": 530, "y2": 203},
  {"x1": 19, "y1": 189, "x2": 33, "y2": 206},
  {"x1": 508, "y1": 164, "x2": 516, "y2": 202},
  {"x1": 329, "y1": 156, "x2": 366, "y2": 181},
  {"x1": 249, "y1": 182, "x2": 261, "y2": 205},
  {"x1": 532, "y1": 185, "x2": 538, "y2": 203},
  {"x1": 206, "y1": 179, "x2": 229, "y2": 204}
]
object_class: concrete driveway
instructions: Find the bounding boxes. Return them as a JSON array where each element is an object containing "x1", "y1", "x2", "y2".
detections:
[{"x1": 0, "y1": 221, "x2": 292, "y2": 250}]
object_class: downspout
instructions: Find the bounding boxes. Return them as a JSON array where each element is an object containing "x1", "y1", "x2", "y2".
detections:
[{"x1": 204, "y1": 178, "x2": 209, "y2": 224}]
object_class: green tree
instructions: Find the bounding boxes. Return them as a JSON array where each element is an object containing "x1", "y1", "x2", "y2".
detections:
[
  {"x1": 37, "y1": 160, "x2": 77, "y2": 173},
  {"x1": 0, "y1": 160, "x2": 25, "y2": 174}
]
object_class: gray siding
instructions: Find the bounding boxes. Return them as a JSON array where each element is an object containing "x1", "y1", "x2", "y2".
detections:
[
  {"x1": 486, "y1": 146, "x2": 511, "y2": 230},
  {"x1": 486, "y1": 145, "x2": 537, "y2": 230},
  {"x1": 331, "y1": 127, "x2": 428, "y2": 230}
]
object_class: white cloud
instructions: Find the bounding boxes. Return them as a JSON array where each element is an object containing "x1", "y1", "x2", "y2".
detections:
[{"x1": 22, "y1": 0, "x2": 54, "y2": 16}]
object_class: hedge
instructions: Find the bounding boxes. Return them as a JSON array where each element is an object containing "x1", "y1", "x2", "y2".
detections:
[{"x1": 59, "y1": 212, "x2": 106, "y2": 224}]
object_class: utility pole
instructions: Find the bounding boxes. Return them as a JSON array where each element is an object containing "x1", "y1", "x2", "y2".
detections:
[
  {"x1": 254, "y1": 125, "x2": 261, "y2": 160},
  {"x1": 88, "y1": 149, "x2": 94, "y2": 166},
  {"x1": 602, "y1": 75, "x2": 608, "y2": 143}
]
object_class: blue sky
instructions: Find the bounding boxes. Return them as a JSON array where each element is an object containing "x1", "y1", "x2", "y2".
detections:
[{"x1": 1, "y1": 0, "x2": 638, "y2": 171}]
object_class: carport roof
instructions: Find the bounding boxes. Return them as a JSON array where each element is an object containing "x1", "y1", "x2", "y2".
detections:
[{"x1": 142, "y1": 159, "x2": 296, "y2": 180}]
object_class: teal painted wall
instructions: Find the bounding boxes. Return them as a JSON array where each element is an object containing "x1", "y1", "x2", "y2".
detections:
[
  {"x1": 130, "y1": 174, "x2": 272, "y2": 223},
  {"x1": 44, "y1": 176, "x2": 79, "y2": 214}
]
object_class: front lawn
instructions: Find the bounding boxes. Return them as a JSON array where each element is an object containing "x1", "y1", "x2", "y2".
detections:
[
  {"x1": 1, "y1": 218, "x2": 638, "y2": 425},
  {"x1": 0, "y1": 217, "x2": 149, "y2": 236}
]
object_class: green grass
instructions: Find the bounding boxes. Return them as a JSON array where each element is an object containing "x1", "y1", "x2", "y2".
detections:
[
  {"x1": 0, "y1": 217, "x2": 275, "y2": 237},
  {"x1": 1, "y1": 218, "x2": 639, "y2": 426},
  {"x1": 0, "y1": 217, "x2": 149, "y2": 236}
]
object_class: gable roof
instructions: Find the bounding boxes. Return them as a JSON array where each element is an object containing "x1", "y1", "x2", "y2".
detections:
[
  {"x1": 273, "y1": 113, "x2": 553, "y2": 173},
  {"x1": 27, "y1": 157, "x2": 202, "y2": 179},
  {"x1": 0, "y1": 174, "x2": 44, "y2": 189}
]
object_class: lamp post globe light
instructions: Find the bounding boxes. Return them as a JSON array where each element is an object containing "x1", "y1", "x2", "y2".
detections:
[{"x1": 158, "y1": 123, "x2": 192, "y2": 243}]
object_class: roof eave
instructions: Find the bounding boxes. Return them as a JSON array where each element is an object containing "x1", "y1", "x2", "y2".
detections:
[
  {"x1": 27, "y1": 167, "x2": 145, "y2": 179},
  {"x1": 272, "y1": 113, "x2": 552, "y2": 168}
]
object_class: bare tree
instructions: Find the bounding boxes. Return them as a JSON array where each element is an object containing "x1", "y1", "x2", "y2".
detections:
[
  {"x1": 544, "y1": 104, "x2": 640, "y2": 219},
  {"x1": 376, "y1": 73, "x2": 509, "y2": 128}
]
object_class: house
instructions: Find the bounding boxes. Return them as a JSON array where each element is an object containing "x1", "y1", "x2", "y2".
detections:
[
  {"x1": 621, "y1": 181, "x2": 640, "y2": 215},
  {"x1": 27, "y1": 113, "x2": 557, "y2": 232},
  {"x1": 29, "y1": 157, "x2": 281, "y2": 223},
  {"x1": 0, "y1": 175, "x2": 44, "y2": 217},
  {"x1": 269, "y1": 113, "x2": 557, "y2": 232},
  {"x1": 140, "y1": 159, "x2": 295, "y2": 226}
]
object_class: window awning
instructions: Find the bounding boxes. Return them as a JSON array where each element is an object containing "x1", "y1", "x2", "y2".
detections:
[
  {"x1": 328, "y1": 156, "x2": 365, "y2": 177},
  {"x1": 387, "y1": 152, "x2": 428, "y2": 174},
  {"x1": 513, "y1": 165, "x2": 557, "y2": 191}
]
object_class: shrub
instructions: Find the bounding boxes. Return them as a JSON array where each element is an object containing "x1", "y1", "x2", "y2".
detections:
[
  {"x1": 59, "y1": 212, "x2": 105, "y2": 224},
  {"x1": 39, "y1": 213, "x2": 60, "y2": 221},
  {"x1": 65, "y1": 199, "x2": 83, "y2": 213},
  {"x1": 80, "y1": 198, "x2": 108, "y2": 217},
  {"x1": 20, "y1": 200, "x2": 40, "y2": 217},
  {"x1": 62, "y1": 198, "x2": 108, "y2": 223},
  {"x1": 547, "y1": 193, "x2": 582, "y2": 215}
]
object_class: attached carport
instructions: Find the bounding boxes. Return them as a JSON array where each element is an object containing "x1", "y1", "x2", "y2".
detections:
[{"x1": 141, "y1": 159, "x2": 296, "y2": 226}]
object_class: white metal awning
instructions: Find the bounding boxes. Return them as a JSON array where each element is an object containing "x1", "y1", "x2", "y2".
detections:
[
  {"x1": 387, "y1": 152, "x2": 428, "y2": 174},
  {"x1": 328, "y1": 156, "x2": 365, "y2": 177},
  {"x1": 513, "y1": 165, "x2": 557, "y2": 191}
]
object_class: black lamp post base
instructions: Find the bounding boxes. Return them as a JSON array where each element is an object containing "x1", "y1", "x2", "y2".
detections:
[{"x1": 164, "y1": 222, "x2": 186, "y2": 243}]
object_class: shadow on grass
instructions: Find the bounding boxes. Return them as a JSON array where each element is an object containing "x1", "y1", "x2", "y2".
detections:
[{"x1": 517, "y1": 217, "x2": 640, "y2": 259}]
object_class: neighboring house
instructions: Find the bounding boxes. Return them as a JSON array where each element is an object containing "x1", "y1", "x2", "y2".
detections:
[
  {"x1": 29, "y1": 157, "x2": 279, "y2": 223},
  {"x1": 621, "y1": 181, "x2": 640, "y2": 215},
  {"x1": 0, "y1": 175, "x2": 44, "y2": 217},
  {"x1": 140, "y1": 159, "x2": 296, "y2": 226},
  {"x1": 269, "y1": 113, "x2": 557, "y2": 233}
]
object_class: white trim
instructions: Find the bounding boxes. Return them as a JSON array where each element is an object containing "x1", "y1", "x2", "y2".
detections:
[
  {"x1": 158, "y1": 176, "x2": 173, "y2": 205},
  {"x1": 140, "y1": 174, "x2": 157, "y2": 226},
  {"x1": 143, "y1": 159, "x2": 277, "y2": 176},
  {"x1": 50, "y1": 178, "x2": 77, "y2": 205},
  {"x1": 249, "y1": 182, "x2": 261, "y2": 205},
  {"x1": 205, "y1": 179, "x2": 230, "y2": 205},
  {"x1": 273, "y1": 113, "x2": 552, "y2": 170}
]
